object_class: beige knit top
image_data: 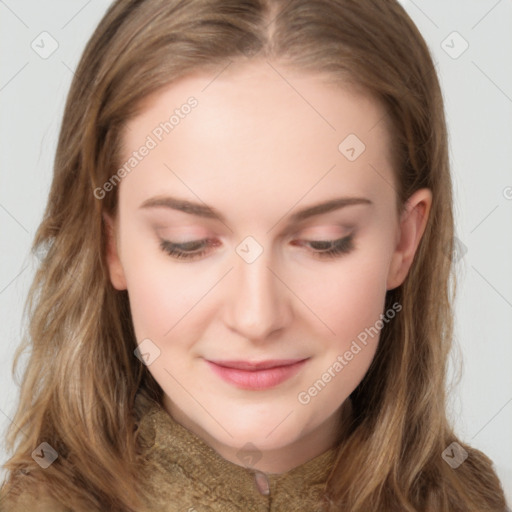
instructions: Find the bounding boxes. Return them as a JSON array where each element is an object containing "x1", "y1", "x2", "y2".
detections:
[
  {"x1": 135, "y1": 392, "x2": 339, "y2": 511},
  {"x1": 0, "y1": 392, "x2": 342, "y2": 511}
]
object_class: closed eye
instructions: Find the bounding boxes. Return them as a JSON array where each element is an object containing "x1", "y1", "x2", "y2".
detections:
[
  {"x1": 159, "y1": 235, "x2": 355, "y2": 261},
  {"x1": 294, "y1": 235, "x2": 354, "y2": 258}
]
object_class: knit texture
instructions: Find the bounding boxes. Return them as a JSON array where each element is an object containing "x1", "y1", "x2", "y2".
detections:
[
  {"x1": 135, "y1": 391, "x2": 338, "y2": 511},
  {"x1": 0, "y1": 392, "x2": 340, "y2": 511}
]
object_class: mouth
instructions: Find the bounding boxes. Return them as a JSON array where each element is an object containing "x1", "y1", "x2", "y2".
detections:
[{"x1": 205, "y1": 358, "x2": 309, "y2": 390}]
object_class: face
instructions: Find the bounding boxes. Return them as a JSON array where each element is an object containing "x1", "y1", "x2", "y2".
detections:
[{"x1": 104, "y1": 58, "x2": 431, "y2": 473}]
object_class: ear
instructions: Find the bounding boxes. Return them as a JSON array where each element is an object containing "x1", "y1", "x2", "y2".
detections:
[
  {"x1": 103, "y1": 212, "x2": 127, "y2": 290},
  {"x1": 386, "y1": 188, "x2": 432, "y2": 290}
]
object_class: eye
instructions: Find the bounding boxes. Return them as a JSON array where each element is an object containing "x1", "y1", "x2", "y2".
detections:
[
  {"x1": 159, "y1": 235, "x2": 355, "y2": 261},
  {"x1": 294, "y1": 235, "x2": 355, "y2": 259},
  {"x1": 159, "y1": 238, "x2": 216, "y2": 261}
]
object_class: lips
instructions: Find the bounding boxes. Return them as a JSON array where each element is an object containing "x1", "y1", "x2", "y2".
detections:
[
  {"x1": 205, "y1": 358, "x2": 308, "y2": 390},
  {"x1": 208, "y1": 359, "x2": 305, "y2": 370}
]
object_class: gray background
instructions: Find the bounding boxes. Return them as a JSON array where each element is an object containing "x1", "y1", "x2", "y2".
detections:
[{"x1": 1, "y1": 0, "x2": 511, "y2": 503}]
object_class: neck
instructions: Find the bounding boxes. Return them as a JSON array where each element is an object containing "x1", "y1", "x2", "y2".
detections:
[{"x1": 163, "y1": 396, "x2": 353, "y2": 474}]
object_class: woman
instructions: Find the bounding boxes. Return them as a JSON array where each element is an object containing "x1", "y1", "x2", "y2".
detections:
[{"x1": 0, "y1": 0, "x2": 508, "y2": 510}]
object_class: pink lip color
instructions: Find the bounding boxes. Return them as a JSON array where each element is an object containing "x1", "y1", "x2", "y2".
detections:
[{"x1": 206, "y1": 359, "x2": 308, "y2": 390}]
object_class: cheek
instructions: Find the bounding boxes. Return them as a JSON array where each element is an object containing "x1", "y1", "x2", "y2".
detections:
[
  {"x1": 298, "y1": 260, "x2": 389, "y2": 407},
  {"x1": 120, "y1": 241, "x2": 208, "y2": 341},
  {"x1": 307, "y1": 254, "x2": 390, "y2": 342}
]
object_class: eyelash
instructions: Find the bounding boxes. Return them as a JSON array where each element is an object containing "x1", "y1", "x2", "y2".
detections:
[{"x1": 159, "y1": 235, "x2": 355, "y2": 261}]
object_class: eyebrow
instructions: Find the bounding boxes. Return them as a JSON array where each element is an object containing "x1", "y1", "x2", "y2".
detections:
[{"x1": 139, "y1": 195, "x2": 373, "y2": 225}]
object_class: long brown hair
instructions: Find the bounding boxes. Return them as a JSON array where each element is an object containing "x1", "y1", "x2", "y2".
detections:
[{"x1": 1, "y1": 0, "x2": 508, "y2": 510}]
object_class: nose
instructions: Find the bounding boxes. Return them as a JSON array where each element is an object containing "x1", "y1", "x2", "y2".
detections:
[{"x1": 223, "y1": 245, "x2": 292, "y2": 342}]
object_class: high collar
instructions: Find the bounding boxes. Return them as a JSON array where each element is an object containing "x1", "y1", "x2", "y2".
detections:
[{"x1": 134, "y1": 391, "x2": 347, "y2": 512}]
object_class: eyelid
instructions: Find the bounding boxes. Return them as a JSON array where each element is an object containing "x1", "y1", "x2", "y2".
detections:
[{"x1": 158, "y1": 233, "x2": 355, "y2": 261}]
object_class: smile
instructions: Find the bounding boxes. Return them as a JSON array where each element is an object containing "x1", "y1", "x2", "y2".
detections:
[{"x1": 205, "y1": 358, "x2": 309, "y2": 390}]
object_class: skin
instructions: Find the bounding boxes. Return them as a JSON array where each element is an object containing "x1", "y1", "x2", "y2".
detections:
[{"x1": 104, "y1": 58, "x2": 432, "y2": 474}]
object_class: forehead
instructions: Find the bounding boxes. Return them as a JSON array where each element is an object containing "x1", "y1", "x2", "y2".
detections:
[{"x1": 118, "y1": 59, "x2": 395, "y2": 217}]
